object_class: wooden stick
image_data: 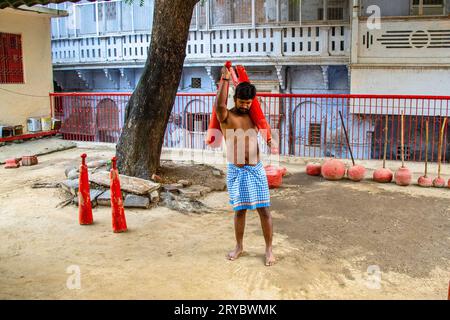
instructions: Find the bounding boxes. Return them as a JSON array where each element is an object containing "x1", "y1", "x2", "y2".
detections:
[
  {"x1": 383, "y1": 115, "x2": 388, "y2": 169},
  {"x1": 339, "y1": 111, "x2": 355, "y2": 166},
  {"x1": 401, "y1": 112, "x2": 405, "y2": 168},
  {"x1": 437, "y1": 118, "x2": 447, "y2": 178},
  {"x1": 424, "y1": 120, "x2": 429, "y2": 177}
]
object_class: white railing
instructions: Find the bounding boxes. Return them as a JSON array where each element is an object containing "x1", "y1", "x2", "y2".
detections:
[{"x1": 52, "y1": 25, "x2": 350, "y2": 64}]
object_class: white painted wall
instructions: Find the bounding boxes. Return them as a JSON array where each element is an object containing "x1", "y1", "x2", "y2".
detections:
[
  {"x1": 180, "y1": 67, "x2": 215, "y2": 92},
  {"x1": 351, "y1": 68, "x2": 450, "y2": 96},
  {"x1": 0, "y1": 9, "x2": 54, "y2": 131}
]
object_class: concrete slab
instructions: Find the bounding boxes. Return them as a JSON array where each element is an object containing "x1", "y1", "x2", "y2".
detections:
[{"x1": 0, "y1": 136, "x2": 76, "y2": 164}]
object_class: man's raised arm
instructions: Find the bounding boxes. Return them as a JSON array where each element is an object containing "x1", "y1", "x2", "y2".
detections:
[{"x1": 215, "y1": 66, "x2": 230, "y2": 123}]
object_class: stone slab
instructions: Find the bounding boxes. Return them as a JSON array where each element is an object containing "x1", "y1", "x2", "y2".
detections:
[
  {"x1": 97, "y1": 190, "x2": 111, "y2": 206},
  {"x1": 0, "y1": 137, "x2": 76, "y2": 164},
  {"x1": 124, "y1": 194, "x2": 150, "y2": 209},
  {"x1": 89, "y1": 171, "x2": 160, "y2": 195}
]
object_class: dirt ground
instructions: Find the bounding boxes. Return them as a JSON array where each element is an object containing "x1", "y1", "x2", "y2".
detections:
[{"x1": 0, "y1": 143, "x2": 449, "y2": 299}]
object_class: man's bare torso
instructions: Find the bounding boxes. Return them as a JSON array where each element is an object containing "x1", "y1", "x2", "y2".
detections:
[{"x1": 220, "y1": 109, "x2": 260, "y2": 167}]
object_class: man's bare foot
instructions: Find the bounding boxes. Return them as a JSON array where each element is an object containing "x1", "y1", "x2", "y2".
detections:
[
  {"x1": 227, "y1": 245, "x2": 243, "y2": 261},
  {"x1": 265, "y1": 248, "x2": 276, "y2": 266}
]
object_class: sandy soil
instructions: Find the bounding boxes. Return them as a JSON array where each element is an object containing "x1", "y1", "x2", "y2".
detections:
[{"x1": 0, "y1": 146, "x2": 449, "y2": 299}]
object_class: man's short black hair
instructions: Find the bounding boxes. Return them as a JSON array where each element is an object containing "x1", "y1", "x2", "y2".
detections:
[{"x1": 234, "y1": 82, "x2": 256, "y2": 100}]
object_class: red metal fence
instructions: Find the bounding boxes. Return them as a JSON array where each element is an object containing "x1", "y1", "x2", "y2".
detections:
[{"x1": 50, "y1": 92, "x2": 450, "y2": 162}]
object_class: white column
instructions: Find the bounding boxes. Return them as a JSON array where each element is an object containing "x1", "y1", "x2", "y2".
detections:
[
  {"x1": 350, "y1": 0, "x2": 359, "y2": 64},
  {"x1": 299, "y1": 0, "x2": 302, "y2": 25},
  {"x1": 196, "y1": 3, "x2": 199, "y2": 30},
  {"x1": 419, "y1": 0, "x2": 424, "y2": 16},
  {"x1": 95, "y1": 1, "x2": 99, "y2": 36},
  {"x1": 131, "y1": 2, "x2": 135, "y2": 32},
  {"x1": 73, "y1": 3, "x2": 77, "y2": 37},
  {"x1": 205, "y1": 0, "x2": 210, "y2": 30},
  {"x1": 321, "y1": 65, "x2": 329, "y2": 90},
  {"x1": 323, "y1": 0, "x2": 328, "y2": 21},
  {"x1": 252, "y1": 0, "x2": 256, "y2": 27}
]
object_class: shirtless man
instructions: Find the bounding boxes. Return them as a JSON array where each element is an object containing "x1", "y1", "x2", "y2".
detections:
[{"x1": 216, "y1": 66, "x2": 275, "y2": 266}]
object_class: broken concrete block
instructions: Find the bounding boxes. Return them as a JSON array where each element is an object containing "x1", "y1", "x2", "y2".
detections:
[
  {"x1": 124, "y1": 194, "x2": 150, "y2": 209},
  {"x1": 89, "y1": 171, "x2": 160, "y2": 195},
  {"x1": 86, "y1": 160, "x2": 107, "y2": 168},
  {"x1": 73, "y1": 189, "x2": 105, "y2": 208},
  {"x1": 209, "y1": 180, "x2": 227, "y2": 191},
  {"x1": 67, "y1": 169, "x2": 79, "y2": 180},
  {"x1": 60, "y1": 179, "x2": 79, "y2": 196},
  {"x1": 150, "y1": 190, "x2": 160, "y2": 203},
  {"x1": 163, "y1": 184, "x2": 182, "y2": 193},
  {"x1": 178, "y1": 185, "x2": 212, "y2": 199},
  {"x1": 178, "y1": 179, "x2": 192, "y2": 187},
  {"x1": 65, "y1": 166, "x2": 78, "y2": 178},
  {"x1": 97, "y1": 190, "x2": 111, "y2": 206}
]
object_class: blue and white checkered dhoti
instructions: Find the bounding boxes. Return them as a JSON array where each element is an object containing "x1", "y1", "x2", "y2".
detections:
[{"x1": 226, "y1": 161, "x2": 271, "y2": 211}]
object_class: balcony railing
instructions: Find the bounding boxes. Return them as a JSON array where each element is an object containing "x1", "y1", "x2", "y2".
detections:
[
  {"x1": 51, "y1": 24, "x2": 350, "y2": 65},
  {"x1": 50, "y1": 0, "x2": 351, "y2": 65}
]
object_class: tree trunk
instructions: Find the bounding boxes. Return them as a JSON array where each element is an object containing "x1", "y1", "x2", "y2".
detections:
[{"x1": 116, "y1": 0, "x2": 199, "y2": 179}]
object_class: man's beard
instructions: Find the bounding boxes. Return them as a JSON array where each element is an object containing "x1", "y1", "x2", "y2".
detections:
[{"x1": 236, "y1": 108, "x2": 249, "y2": 114}]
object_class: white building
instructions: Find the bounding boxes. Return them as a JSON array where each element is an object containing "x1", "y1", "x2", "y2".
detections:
[
  {"x1": 352, "y1": 0, "x2": 450, "y2": 95},
  {"x1": 49, "y1": 0, "x2": 351, "y2": 95},
  {"x1": 48, "y1": 0, "x2": 450, "y2": 161}
]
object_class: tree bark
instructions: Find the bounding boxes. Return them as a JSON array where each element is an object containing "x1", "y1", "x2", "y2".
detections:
[{"x1": 116, "y1": 0, "x2": 199, "y2": 179}]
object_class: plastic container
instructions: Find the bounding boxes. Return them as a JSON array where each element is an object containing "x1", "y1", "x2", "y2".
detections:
[
  {"x1": 22, "y1": 155, "x2": 38, "y2": 166},
  {"x1": 52, "y1": 118, "x2": 62, "y2": 130},
  {"x1": 41, "y1": 117, "x2": 52, "y2": 131},
  {"x1": 27, "y1": 118, "x2": 41, "y2": 132},
  {"x1": 13, "y1": 125, "x2": 23, "y2": 136}
]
